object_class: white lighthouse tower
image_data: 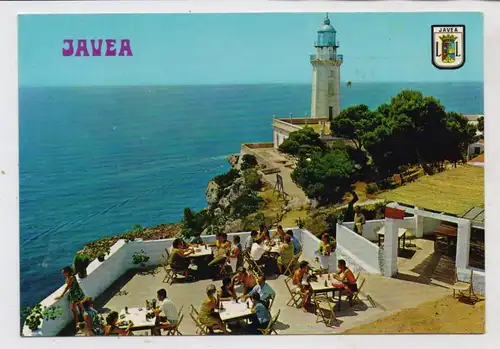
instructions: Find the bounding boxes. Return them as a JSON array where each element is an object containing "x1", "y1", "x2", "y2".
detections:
[{"x1": 310, "y1": 14, "x2": 343, "y2": 119}]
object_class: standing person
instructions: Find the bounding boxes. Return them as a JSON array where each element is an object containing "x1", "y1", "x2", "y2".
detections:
[
  {"x1": 55, "y1": 266, "x2": 86, "y2": 329},
  {"x1": 316, "y1": 233, "x2": 333, "y2": 272},
  {"x1": 353, "y1": 206, "x2": 366, "y2": 236},
  {"x1": 104, "y1": 311, "x2": 133, "y2": 336},
  {"x1": 248, "y1": 293, "x2": 271, "y2": 334},
  {"x1": 333, "y1": 259, "x2": 358, "y2": 305},
  {"x1": 198, "y1": 284, "x2": 228, "y2": 335},
  {"x1": 81, "y1": 297, "x2": 104, "y2": 336},
  {"x1": 344, "y1": 190, "x2": 359, "y2": 223},
  {"x1": 230, "y1": 235, "x2": 244, "y2": 271},
  {"x1": 245, "y1": 230, "x2": 258, "y2": 253},
  {"x1": 152, "y1": 289, "x2": 179, "y2": 335},
  {"x1": 292, "y1": 261, "x2": 311, "y2": 312}
]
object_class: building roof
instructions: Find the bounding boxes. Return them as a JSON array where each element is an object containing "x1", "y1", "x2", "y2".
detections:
[
  {"x1": 459, "y1": 206, "x2": 485, "y2": 223},
  {"x1": 318, "y1": 14, "x2": 336, "y2": 33},
  {"x1": 463, "y1": 114, "x2": 483, "y2": 122},
  {"x1": 379, "y1": 165, "x2": 484, "y2": 216}
]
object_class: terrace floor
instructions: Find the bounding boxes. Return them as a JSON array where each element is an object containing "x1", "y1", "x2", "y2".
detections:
[{"x1": 63, "y1": 266, "x2": 452, "y2": 336}]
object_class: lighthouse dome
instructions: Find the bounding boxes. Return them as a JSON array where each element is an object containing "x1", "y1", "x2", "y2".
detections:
[{"x1": 318, "y1": 16, "x2": 336, "y2": 33}]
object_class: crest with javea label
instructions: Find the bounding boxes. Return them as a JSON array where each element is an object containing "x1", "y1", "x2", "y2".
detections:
[{"x1": 432, "y1": 25, "x2": 466, "y2": 69}]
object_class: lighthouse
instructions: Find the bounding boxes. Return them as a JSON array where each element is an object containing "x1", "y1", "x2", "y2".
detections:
[{"x1": 310, "y1": 14, "x2": 343, "y2": 119}]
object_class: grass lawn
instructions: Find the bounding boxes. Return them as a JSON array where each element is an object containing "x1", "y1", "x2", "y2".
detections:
[
  {"x1": 378, "y1": 165, "x2": 484, "y2": 215},
  {"x1": 344, "y1": 295, "x2": 485, "y2": 334}
]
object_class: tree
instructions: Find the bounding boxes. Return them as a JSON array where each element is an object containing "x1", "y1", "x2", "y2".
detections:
[
  {"x1": 278, "y1": 126, "x2": 327, "y2": 157},
  {"x1": 440, "y1": 112, "x2": 478, "y2": 164},
  {"x1": 241, "y1": 154, "x2": 258, "y2": 170},
  {"x1": 330, "y1": 104, "x2": 378, "y2": 150},
  {"x1": 477, "y1": 116, "x2": 484, "y2": 136},
  {"x1": 291, "y1": 149, "x2": 355, "y2": 205}
]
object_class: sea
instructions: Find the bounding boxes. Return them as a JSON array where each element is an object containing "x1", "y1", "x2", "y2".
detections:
[{"x1": 19, "y1": 82, "x2": 483, "y2": 309}]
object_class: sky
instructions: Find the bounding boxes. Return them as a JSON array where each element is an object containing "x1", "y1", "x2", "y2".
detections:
[{"x1": 18, "y1": 12, "x2": 483, "y2": 86}]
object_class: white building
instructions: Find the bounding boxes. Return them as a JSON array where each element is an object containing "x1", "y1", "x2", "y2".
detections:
[{"x1": 310, "y1": 14, "x2": 343, "y2": 119}]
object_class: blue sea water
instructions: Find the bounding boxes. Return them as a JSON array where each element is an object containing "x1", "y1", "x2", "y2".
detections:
[{"x1": 19, "y1": 82, "x2": 483, "y2": 309}]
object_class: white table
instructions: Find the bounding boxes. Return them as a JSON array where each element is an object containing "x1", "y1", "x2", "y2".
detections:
[
  {"x1": 308, "y1": 274, "x2": 345, "y2": 310},
  {"x1": 217, "y1": 300, "x2": 254, "y2": 322},
  {"x1": 118, "y1": 307, "x2": 155, "y2": 330},
  {"x1": 377, "y1": 228, "x2": 407, "y2": 250},
  {"x1": 264, "y1": 242, "x2": 283, "y2": 254},
  {"x1": 190, "y1": 245, "x2": 213, "y2": 258}
]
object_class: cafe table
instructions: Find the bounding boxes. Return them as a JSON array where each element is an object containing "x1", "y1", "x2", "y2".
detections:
[
  {"x1": 190, "y1": 245, "x2": 213, "y2": 258},
  {"x1": 308, "y1": 274, "x2": 345, "y2": 310},
  {"x1": 118, "y1": 307, "x2": 156, "y2": 331},
  {"x1": 216, "y1": 299, "x2": 254, "y2": 323}
]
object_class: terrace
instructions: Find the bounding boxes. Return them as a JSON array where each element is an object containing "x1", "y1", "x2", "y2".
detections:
[{"x1": 24, "y1": 226, "x2": 454, "y2": 337}]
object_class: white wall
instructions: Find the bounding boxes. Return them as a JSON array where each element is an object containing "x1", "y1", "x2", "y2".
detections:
[
  {"x1": 22, "y1": 231, "x2": 253, "y2": 337},
  {"x1": 336, "y1": 224, "x2": 382, "y2": 275},
  {"x1": 343, "y1": 217, "x2": 416, "y2": 242}
]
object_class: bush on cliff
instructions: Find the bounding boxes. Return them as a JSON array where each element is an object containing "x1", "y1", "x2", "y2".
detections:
[
  {"x1": 181, "y1": 207, "x2": 209, "y2": 237},
  {"x1": 278, "y1": 127, "x2": 327, "y2": 157},
  {"x1": 213, "y1": 169, "x2": 239, "y2": 190},
  {"x1": 241, "y1": 154, "x2": 258, "y2": 170},
  {"x1": 243, "y1": 169, "x2": 262, "y2": 191}
]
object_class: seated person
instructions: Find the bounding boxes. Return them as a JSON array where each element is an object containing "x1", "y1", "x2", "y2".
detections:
[
  {"x1": 333, "y1": 259, "x2": 358, "y2": 305},
  {"x1": 316, "y1": 233, "x2": 333, "y2": 272},
  {"x1": 152, "y1": 289, "x2": 179, "y2": 335},
  {"x1": 258, "y1": 224, "x2": 271, "y2": 243},
  {"x1": 244, "y1": 230, "x2": 258, "y2": 253},
  {"x1": 230, "y1": 235, "x2": 244, "y2": 271},
  {"x1": 208, "y1": 234, "x2": 231, "y2": 280},
  {"x1": 248, "y1": 293, "x2": 271, "y2": 334},
  {"x1": 272, "y1": 225, "x2": 286, "y2": 241},
  {"x1": 218, "y1": 277, "x2": 237, "y2": 301},
  {"x1": 169, "y1": 238, "x2": 195, "y2": 277},
  {"x1": 286, "y1": 230, "x2": 302, "y2": 254},
  {"x1": 277, "y1": 235, "x2": 296, "y2": 274},
  {"x1": 250, "y1": 238, "x2": 266, "y2": 262},
  {"x1": 104, "y1": 311, "x2": 133, "y2": 336},
  {"x1": 292, "y1": 261, "x2": 312, "y2": 312},
  {"x1": 81, "y1": 297, "x2": 104, "y2": 336},
  {"x1": 198, "y1": 284, "x2": 228, "y2": 335},
  {"x1": 189, "y1": 232, "x2": 204, "y2": 246},
  {"x1": 232, "y1": 267, "x2": 257, "y2": 295},
  {"x1": 241, "y1": 275, "x2": 275, "y2": 309}
]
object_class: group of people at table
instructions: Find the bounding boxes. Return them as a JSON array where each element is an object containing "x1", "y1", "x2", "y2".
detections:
[
  {"x1": 53, "y1": 224, "x2": 357, "y2": 336},
  {"x1": 167, "y1": 225, "x2": 303, "y2": 280}
]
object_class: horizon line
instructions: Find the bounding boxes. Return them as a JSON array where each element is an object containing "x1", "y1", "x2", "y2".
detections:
[{"x1": 19, "y1": 80, "x2": 484, "y2": 88}]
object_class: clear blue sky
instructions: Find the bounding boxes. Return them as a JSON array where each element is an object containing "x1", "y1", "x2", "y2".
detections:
[{"x1": 18, "y1": 12, "x2": 483, "y2": 86}]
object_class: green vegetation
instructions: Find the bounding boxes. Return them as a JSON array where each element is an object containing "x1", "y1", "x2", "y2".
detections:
[
  {"x1": 278, "y1": 126, "x2": 326, "y2": 157},
  {"x1": 332, "y1": 90, "x2": 478, "y2": 179},
  {"x1": 240, "y1": 154, "x2": 258, "y2": 170},
  {"x1": 477, "y1": 116, "x2": 484, "y2": 137},
  {"x1": 132, "y1": 249, "x2": 150, "y2": 267},
  {"x1": 23, "y1": 304, "x2": 63, "y2": 331},
  {"x1": 291, "y1": 149, "x2": 355, "y2": 205},
  {"x1": 275, "y1": 90, "x2": 478, "y2": 210}
]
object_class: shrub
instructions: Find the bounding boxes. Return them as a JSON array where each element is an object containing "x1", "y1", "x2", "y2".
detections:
[
  {"x1": 23, "y1": 304, "x2": 63, "y2": 331},
  {"x1": 366, "y1": 183, "x2": 379, "y2": 195},
  {"x1": 241, "y1": 154, "x2": 258, "y2": 170},
  {"x1": 243, "y1": 169, "x2": 262, "y2": 191},
  {"x1": 213, "y1": 169, "x2": 240, "y2": 189},
  {"x1": 278, "y1": 127, "x2": 327, "y2": 157},
  {"x1": 291, "y1": 149, "x2": 355, "y2": 205},
  {"x1": 132, "y1": 249, "x2": 150, "y2": 266},
  {"x1": 232, "y1": 192, "x2": 263, "y2": 217}
]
